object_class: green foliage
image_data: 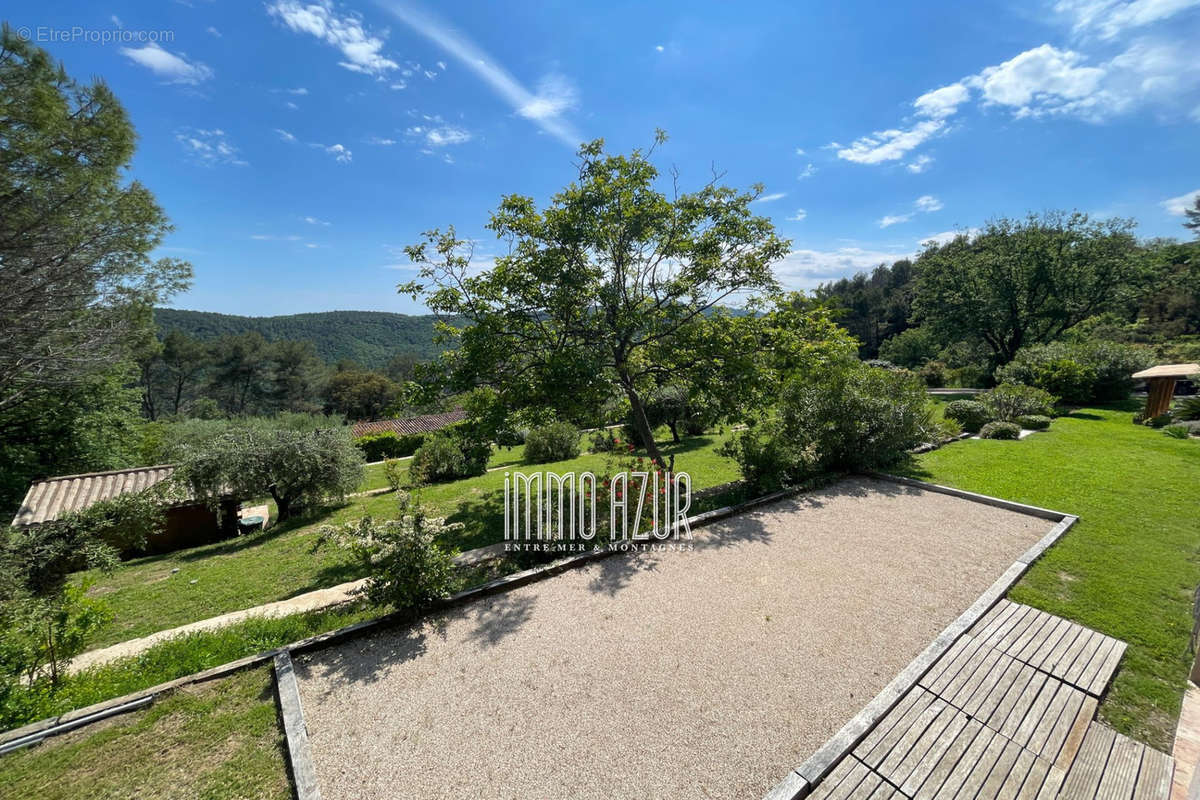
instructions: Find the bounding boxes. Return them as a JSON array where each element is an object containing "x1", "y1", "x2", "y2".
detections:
[
  {"x1": 409, "y1": 430, "x2": 490, "y2": 485},
  {"x1": 401, "y1": 135, "x2": 788, "y2": 468},
  {"x1": 138, "y1": 412, "x2": 345, "y2": 465},
  {"x1": 154, "y1": 308, "x2": 451, "y2": 369},
  {"x1": 723, "y1": 362, "x2": 933, "y2": 491},
  {"x1": 523, "y1": 422, "x2": 581, "y2": 464},
  {"x1": 814, "y1": 259, "x2": 915, "y2": 358},
  {"x1": 912, "y1": 213, "x2": 1141, "y2": 365},
  {"x1": 174, "y1": 428, "x2": 363, "y2": 520},
  {"x1": 383, "y1": 459, "x2": 407, "y2": 492},
  {"x1": 318, "y1": 498, "x2": 457, "y2": 612},
  {"x1": 995, "y1": 340, "x2": 1155, "y2": 403},
  {"x1": 588, "y1": 428, "x2": 623, "y2": 453},
  {"x1": 980, "y1": 421, "x2": 1022, "y2": 440},
  {"x1": 943, "y1": 400, "x2": 992, "y2": 433},
  {"x1": 1017, "y1": 414, "x2": 1052, "y2": 430},
  {"x1": 326, "y1": 370, "x2": 402, "y2": 420},
  {"x1": 354, "y1": 431, "x2": 424, "y2": 461},
  {"x1": 1162, "y1": 424, "x2": 1191, "y2": 439},
  {"x1": 1145, "y1": 412, "x2": 1174, "y2": 428},
  {"x1": 878, "y1": 326, "x2": 940, "y2": 368},
  {"x1": 981, "y1": 383, "x2": 1057, "y2": 421},
  {"x1": 61, "y1": 490, "x2": 168, "y2": 556},
  {"x1": 1175, "y1": 396, "x2": 1200, "y2": 421}
]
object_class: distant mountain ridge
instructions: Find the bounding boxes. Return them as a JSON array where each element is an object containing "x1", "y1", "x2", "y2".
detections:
[{"x1": 154, "y1": 308, "x2": 454, "y2": 368}]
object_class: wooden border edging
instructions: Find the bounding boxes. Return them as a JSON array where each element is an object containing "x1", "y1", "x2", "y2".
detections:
[
  {"x1": 274, "y1": 651, "x2": 322, "y2": 800},
  {"x1": 761, "y1": 472, "x2": 1079, "y2": 800},
  {"x1": 0, "y1": 483, "x2": 802, "y2": 749}
]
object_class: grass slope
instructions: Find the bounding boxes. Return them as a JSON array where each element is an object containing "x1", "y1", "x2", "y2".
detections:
[
  {"x1": 0, "y1": 667, "x2": 290, "y2": 800},
  {"x1": 81, "y1": 431, "x2": 739, "y2": 649},
  {"x1": 902, "y1": 404, "x2": 1200, "y2": 750}
]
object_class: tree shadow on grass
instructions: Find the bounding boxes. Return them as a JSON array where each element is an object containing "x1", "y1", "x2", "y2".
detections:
[
  {"x1": 443, "y1": 490, "x2": 506, "y2": 552},
  {"x1": 160, "y1": 503, "x2": 349, "y2": 565}
]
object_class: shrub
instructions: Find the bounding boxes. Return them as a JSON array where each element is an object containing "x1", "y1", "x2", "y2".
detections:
[
  {"x1": 354, "y1": 431, "x2": 425, "y2": 461},
  {"x1": 408, "y1": 430, "x2": 490, "y2": 485},
  {"x1": 996, "y1": 341, "x2": 1155, "y2": 403},
  {"x1": 523, "y1": 422, "x2": 581, "y2": 464},
  {"x1": 318, "y1": 496, "x2": 458, "y2": 612},
  {"x1": 878, "y1": 327, "x2": 940, "y2": 369},
  {"x1": 980, "y1": 421, "x2": 1022, "y2": 440},
  {"x1": 1145, "y1": 412, "x2": 1174, "y2": 429},
  {"x1": 944, "y1": 365, "x2": 989, "y2": 389},
  {"x1": 174, "y1": 428, "x2": 364, "y2": 521},
  {"x1": 981, "y1": 383, "x2": 1056, "y2": 421},
  {"x1": 943, "y1": 400, "x2": 992, "y2": 433},
  {"x1": 383, "y1": 458, "x2": 407, "y2": 492},
  {"x1": 918, "y1": 360, "x2": 947, "y2": 388},
  {"x1": 1017, "y1": 414, "x2": 1052, "y2": 430},
  {"x1": 1162, "y1": 424, "x2": 1191, "y2": 439},
  {"x1": 722, "y1": 362, "x2": 934, "y2": 492},
  {"x1": 1176, "y1": 396, "x2": 1200, "y2": 421},
  {"x1": 588, "y1": 428, "x2": 622, "y2": 453}
]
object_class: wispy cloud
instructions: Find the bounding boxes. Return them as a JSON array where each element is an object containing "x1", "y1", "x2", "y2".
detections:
[
  {"x1": 377, "y1": 1, "x2": 583, "y2": 147},
  {"x1": 879, "y1": 195, "x2": 944, "y2": 227},
  {"x1": 206, "y1": 26, "x2": 222, "y2": 38},
  {"x1": 303, "y1": 216, "x2": 332, "y2": 226},
  {"x1": 175, "y1": 128, "x2": 247, "y2": 166},
  {"x1": 915, "y1": 195, "x2": 944, "y2": 212},
  {"x1": 878, "y1": 214, "x2": 914, "y2": 228},
  {"x1": 367, "y1": 135, "x2": 397, "y2": 145},
  {"x1": 798, "y1": 163, "x2": 817, "y2": 179},
  {"x1": 787, "y1": 209, "x2": 808, "y2": 222},
  {"x1": 274, "y1": 128, "x2": 297, "y2": 142},
  {"x1": 121, "y1": 43, "x2": 213, "y2": 84},
  {"x1": 321, "y1": 143, "x2": 353, "y2": 163},
  {"x1": 406, "y1": 124, "x2": 473, "y2": 147},
  {"x1": 266, "y1": 0, "x2": 398, "y2": 75},
  {"x1": 754, "y1": 192, "x2": 787, "y2": 203},
  {"x1": 1161, "y1": 187, "x2": 1200, "y2": 215}
]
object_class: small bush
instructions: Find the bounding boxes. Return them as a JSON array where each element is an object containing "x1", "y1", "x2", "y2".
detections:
[
  {"x1": 383, "y1": 458, "x2": 407, "y2": 492},
  {"x1": 588, "y1": 428, "x2": 622, "y2": 453},
  {"x1": 354, "y1": 431, "x2": 425, "y2": 461},
  {"x1": 1175, "y1": 396, "x2": 1200, "y2": 421},
  {"x1": 943, "y1": 400, "x2": 992, "y2": 433},
  {"x1": 318, "y1": 497, "x2": 458, "y2": 612},
  {"x1": 409, "y1": 432, "x2": 489, "y2": 484},
  {"x1": 1163, "y1": 424, "x2": 1191, "y2": 439},
  {"x1": 1016, "y1": 414, "x2": 1052, "y2": 430},
  {"x1": 523, "y1": 422, "x2": 581, "y2": 464},
  {"x1": 918, "y1": 360, "x2": 947, "y2": 388},
  {"x1": 980, "y1": 421, "x2": 1022, "y2": 440},
  {"x1": 981, "y1": 383, "x2": 1056, "y2": 421},
  {"x1": 1145, "y1": 413, "x2": 1174, "y2": 429}
]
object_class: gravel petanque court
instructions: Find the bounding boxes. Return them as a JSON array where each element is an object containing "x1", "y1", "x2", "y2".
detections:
[{"x1": 293, "y1": 476, "x2": 1050, "y2": 800}]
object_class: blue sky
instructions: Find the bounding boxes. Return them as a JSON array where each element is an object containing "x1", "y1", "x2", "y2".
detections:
[{"x1": 8, "y1": 0, "x2": 1200, "y2": 315}]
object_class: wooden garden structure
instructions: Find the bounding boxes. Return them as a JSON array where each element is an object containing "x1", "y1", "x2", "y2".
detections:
[{"x1": 1132, "y1": 363, "x2": 1200, "y2": 418}]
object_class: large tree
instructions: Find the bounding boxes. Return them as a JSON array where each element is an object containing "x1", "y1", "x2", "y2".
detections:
[
  {"x1": 912, "y1": 212, "x2": 1141, "y2": 366},
  {"x1": 401, "y1": 135, "x2": 787, "y2": 467},
  {"x1": 0, "y1": 27, "x2": 191, "y2": 414}
]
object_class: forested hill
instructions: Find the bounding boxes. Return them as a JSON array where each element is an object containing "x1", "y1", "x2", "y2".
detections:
[{"x1": 154, "y1": 308, "x2": 456, "y2": 367}]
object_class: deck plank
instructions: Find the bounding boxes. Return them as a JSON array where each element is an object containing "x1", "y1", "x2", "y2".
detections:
[
  {"x1": 1095, "y1": 733, "x2": 1144, "y2": 800},
  {"x1": 1060, "y1": 723, "x2": 1116, "y2": 799},
  {"x1": 1131, "y1": 746, "x2": 1174, "y2": 800}
]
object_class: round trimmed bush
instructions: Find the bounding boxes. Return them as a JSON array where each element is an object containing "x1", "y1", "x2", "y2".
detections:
[
  {"x1": 523, "y1": 421, "x2": 581, "y2": 464},
  {"x1": 980, "y1": 421, "x2": 1022, "y2": 440},
  {"x1": 943, "y1": 399, "x2": 992, "y2": 433},
  {"x1": 1016, "y1": 414, "x2": 1051, "y2": 431}
]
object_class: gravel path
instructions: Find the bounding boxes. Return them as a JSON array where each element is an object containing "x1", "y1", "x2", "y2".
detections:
[{"x1": 294, "y1": 476, "x2": 1049, "y2": 800}]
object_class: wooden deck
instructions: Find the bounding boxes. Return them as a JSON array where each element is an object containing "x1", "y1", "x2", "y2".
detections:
[{"x1": 807, "y1": 601, "x2": 1173, "y2": 800}]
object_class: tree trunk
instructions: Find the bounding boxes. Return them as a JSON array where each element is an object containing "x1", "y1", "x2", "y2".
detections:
[
  {"x1": 624, "y1": 384, "x2": 666, "y2": 468},
  {"x1": 667, "y1": 419, "x2": 681, "y2": 444},
  {"x1": 270, "y1": 487, "x2": 292, "y2": 521}
]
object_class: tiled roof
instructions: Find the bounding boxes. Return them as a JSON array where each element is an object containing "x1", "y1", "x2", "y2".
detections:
[
  {"x1": 12, "y1": 465, "x2": 187, "y2": 527},
  {"x1": 351, "y1": 409, "x2": 467, "y2": 439}
]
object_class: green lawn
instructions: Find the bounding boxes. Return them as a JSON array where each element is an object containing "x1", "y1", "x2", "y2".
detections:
[
  {"x1": 81, "y1": 429, "x2": 740, "y2": 649},
  {"x1": 900, "y1": 403, "x2": 1200, "y2": 750},
  {"x1": 0, "y1": 667, "x2": 290, "y2": 800}
]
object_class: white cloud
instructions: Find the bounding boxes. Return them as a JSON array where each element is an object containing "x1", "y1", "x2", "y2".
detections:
[
  {"x1": 367, "y1": 135, "x2": 397, "y2": 145},
  {"x1": 175, "y1": 128, "x2": 246, "y2": 166},
  {"x1": 286, "y1": 87, "x2": 309, "y2": 95},
  {"x1": 406, "y1": 125, "x2": 472, "y2": 147},
  {"x1": 915, "y1": 195, "x2": 944, "y2": 212},
  {"x1": 773, "y1": 246, "x2": 907, "y2": 287},
  {"x1": 274, "y1": 128, "x2": 296, "y2": 142},
  {"x1": 655, "y1": 44, "x2": 665, "y2": 52},
  {"x1": 1056, "y1": 0, "x2": 1200, "y2": 40},
  {"x1": 1161, "y1": 188, "x2": 1200, "y2": 215},
  {"x1": 378, "y1": 1, "x2": 583, "y2": 147},
  {"x1": 968, "y1": 44, "x2": 1105, "y2": 116},
  {"x1": 833, "y1": 119, "x2": 946, "y2": 165},
  {"x1": 285, "y1": 101, "x2": 299, "y2": 110},
  {"x1": 755, "y1": 192, "x2": 787, "y2": 203},
  {"x1": 390, "y1": 80, "x2": 407, "y2": 90},
  {"x1": 120, "y1": 43, "x2": 213, "y2": 84},
  {"x1": 798, "y1": 162, "x2": 817, "y2": 179},
  {"x1": 111, "y1": 15, "x2": 123, "y2": 27},
  {"x1": 303, "y1": 216, "x2": 331, "y2": 226},
  {"x1": 437, "y1": 60, "x2": 446, "y2": 70},
  {"x1": 323, "y1": 143, "x2": 352, "y2": 163},
  {"x1": 878, "y1": 214, "x2": 913, "y2": 228},
  {"x1": 906, "y1": 155, "x2": 933, "y2": 173},
  {"x1": 266, "y1": 0, "x2": 398, "y2": 75},
  {"x1": 206, "y1": 26, "x2": 221, "y2": 38},
  {"x1": 787, "y1": 209, "x2": 808, "y2": 222},
  {"x1": 795, "y1": 147, "x2": 806, "y2": 156},
  {"x1": 914, "y1": 83, "x2": 970, "y2": 118},
  {"x1": 517, "y1": 74, "x2": 579, "y2": 120},
  {"x1": 921, "y1": 228, "x2": 978, "y2": 246}
]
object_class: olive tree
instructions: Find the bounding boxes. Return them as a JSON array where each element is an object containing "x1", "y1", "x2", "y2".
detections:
[{"x1": 401, "y1": 134, "x2": 786, "y2": 467}]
